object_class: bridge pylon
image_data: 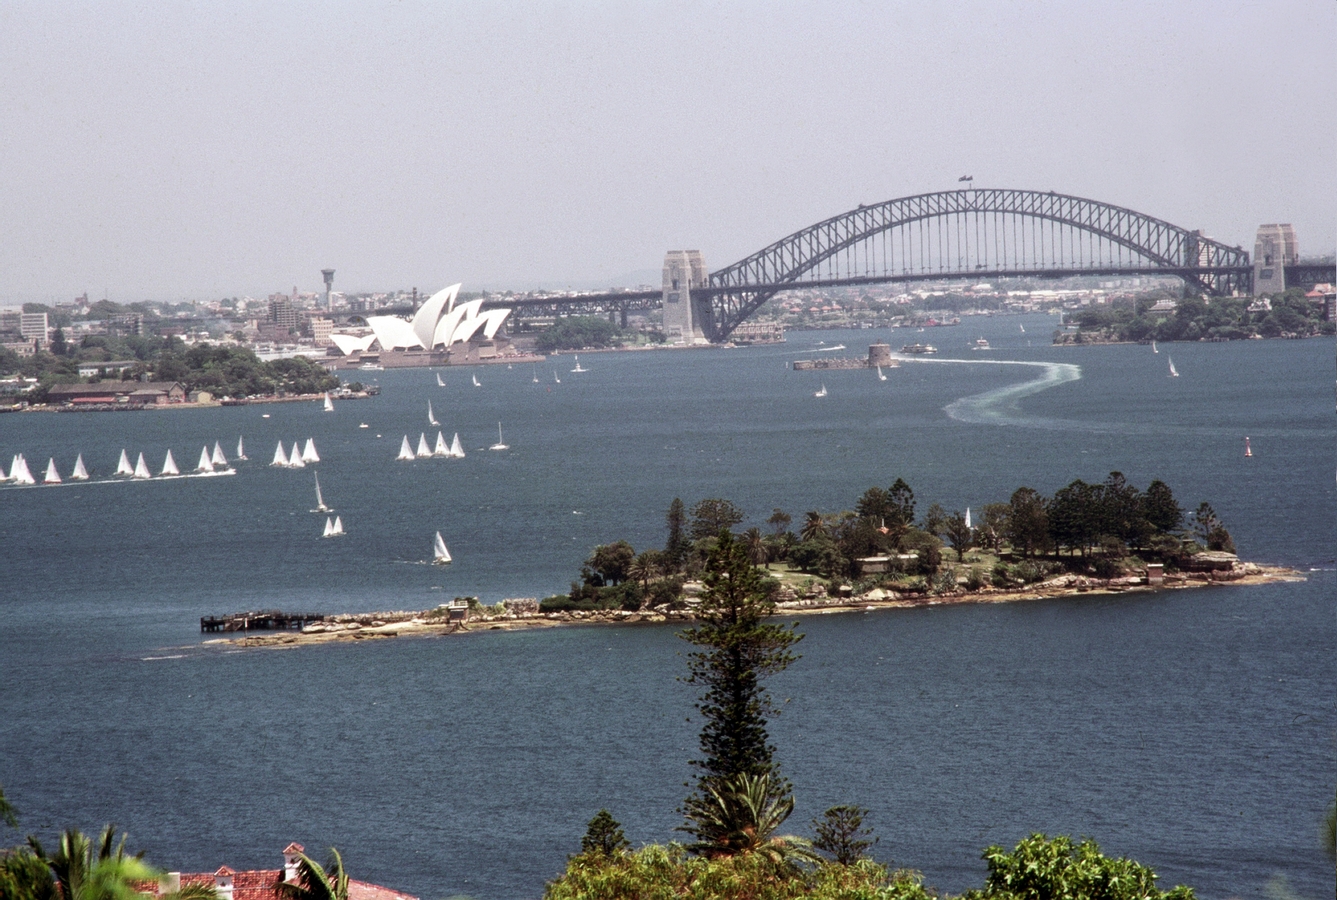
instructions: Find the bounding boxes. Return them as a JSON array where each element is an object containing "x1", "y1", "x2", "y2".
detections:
[{"x1": 662, "y1": 250, "x2": 710, "y2": 344}]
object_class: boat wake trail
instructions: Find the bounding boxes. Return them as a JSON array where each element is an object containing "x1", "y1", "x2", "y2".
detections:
[{"x1": 932, "y1": 358, "x2": 1085, "y2": 429}]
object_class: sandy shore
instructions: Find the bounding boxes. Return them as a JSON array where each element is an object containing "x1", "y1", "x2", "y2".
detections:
[{"x1": 200, "y1": 565, "x2": 1304, "y2": 652}]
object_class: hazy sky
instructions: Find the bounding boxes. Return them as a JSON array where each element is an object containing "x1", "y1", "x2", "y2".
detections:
[{"x1": 1, "y1": 1, "x2": 1332, "y2": 303}]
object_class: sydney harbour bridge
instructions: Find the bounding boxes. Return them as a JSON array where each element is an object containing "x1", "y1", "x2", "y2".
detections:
[{"x1": 465, "y1": 188, "x2": 1332, "y2": 343}]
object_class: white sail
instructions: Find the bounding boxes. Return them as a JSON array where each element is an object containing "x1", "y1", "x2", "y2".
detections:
[
  {"x1": 416, "y1": 433, "x2": 432, "y2": 458},
  {"x1": 236, "y1": 436, "x2": 247, "y2": 460},
  {"x1": 436, "y1": 373, "x2": 445, "y2": 387},
  {"x1": 815, "y1": 383, "x2": 827, "y2": 397},
  {"x1": 323, "y1": 516, "x2": 334, "y2": 537},
  {"x1": 433, "y1": 531, "x2": 452, "y2": 564},
  {"x1": 314, "y1": 472, "x2": 329, "y2": 512},
  {"x1": 472, "y1": 373, "x2": 481, "y2": 387},
  {"x1": 197, "y1": 446, "x2": 215, "y2": 473},
  {"x1": 302, "y1": 438, "x2": 319, "y2": 463},
  {"x1": 877, "y1": 366, "x2": 887, "y2": 381},
  {"x1": 450, "y1": 433, "x2": 464, "y2": 458},
  {"x1": 433, "y1": 431, "x2": 449, "y2": 457},
  {"x1": 43, "y1": 458, "x2": 61, "y2": 484},
  {"x1": 71, "y1": 453, "x2": 89, "y2": 480},
  {"x1": 331, "y1": 516, "x2": 344, "y2": 536},
  {"x1": 1169, "y1": 358, "x2": 1179, "y2": 377},
  {"x1": 428, "y1": 401, "x2": 439, "y2": 426},
  {"x1": 553, "y1": 371, "x2": 560, "y2": 384},
  {"x1": 116, "y1": 449, "x2": 134, "y2": 476},
  {"x1": 272, "y1": 441, "x2": 288, "y2": 466},
  {"x1": 212, "y1": 441, "x2": 228, "y2": 467},
  {"x1": 532, "y1": 366, "x2": 539, "y2": 383},
  {"x1": 489, "y1": 422, "x2": 508, "y2": 451},
  {"x1": 1152, "y1": 340, "x2": 1158, "y2": 353},
  {"x1": 133, "y1": 453, "x2": 151, "y2": 479},
  {"x1": 13, "y1": 455, "x2": 36, "y2": 485},
  {"x1": 323, "y1": 392, "x2": 334, "y2": 412},
  {"x1": 397, "y1": 436, "x2": 415, "y2": 461},
  {"x1": 161, "y1": 450, "x2": 180, "y2": 476},
  {"x1": 571, "y1": 355, "x2": 586, "y2": 372},
  {"x1": 288, "y1": 442, "x2": 305, "y2": 468},
  {"x1": 965, "y1": 507, "x2": 972, "y2": 529}
]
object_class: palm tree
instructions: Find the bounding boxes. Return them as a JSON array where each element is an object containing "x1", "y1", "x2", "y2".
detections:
[
  {"x1": 743, "y1": 528, "x2": 768, "y2": 566},
  {"x1": 799, "y1": 511, "x2": 827, "y2": 543},
  {"x1": 682, "y1": 773, "x2": 818, "y2": 866},
  {"x1": 32, "y1": 826, "x2": 156, "y2": 900},
  {"x1": 274, "y1": 849, "x2": 349, "y2": 900}
]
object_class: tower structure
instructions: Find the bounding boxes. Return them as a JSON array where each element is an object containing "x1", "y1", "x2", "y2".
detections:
[
  {"x1": 1252, "y1": 225, "x2": 1297, "y2": 295},
  {"x1": 321, "y1": 269, "x2": 335, "y2": 310},
  {"x1": 661, "y1": 250, "x2": 708, "y2": 344}
]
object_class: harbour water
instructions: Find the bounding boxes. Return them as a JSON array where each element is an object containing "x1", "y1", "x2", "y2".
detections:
[{"x1": 1, "y1": 318, "x2": 1332, "y2": 900}]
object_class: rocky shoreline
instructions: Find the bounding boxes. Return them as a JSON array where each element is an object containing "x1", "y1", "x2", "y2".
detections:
[{"x1": 204, "y1": 562, "x2": 1303, "y2": 651}]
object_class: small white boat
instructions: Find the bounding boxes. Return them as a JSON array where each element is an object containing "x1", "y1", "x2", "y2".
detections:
[
  {"x1": 43, "y1": 458, "x2": 61, "y2": 484},
  {"x1": 571, "y1": 355, "x2": 586, "y2": 373},
  {"x1": 433, "y1": 431, "x2": 450, "y2": 457},
  {"x1": 322, "y1": 516, "x2": 334, "y2": 537},
  {"x1": 331, "y1": 516, "x2": 344, "y2": 536},
  {"x1": 428, "y1": 401, "x2": 439, "y2": 427},
  {"x1": 815, "y1": 383, "x2": 827, "y2": 398},
  {"x1": 359, "y1": 423, "x2": 369, "y2": 429},
  {"x1": 290, "y1": 442, "x2": 306, "y2": 468},
  {"x1": 449, "y1": 433, "x2": 465, "y2": 459},
  {"x1": 11, "y1": 455, "x2": 35, "y2": 485},
  {"x1": 416, "y1": 433, "x2": 433, "y2": 458},
  {"x1": 197, "y1": 446, "x2": 215, "y2": 473},
  {"x1": 433, "y1": 531, "x2": 452, "y2": 565},
  {"x1": 436, "y1": 373, "x2": 445, "y2": 387},
  {"x1": 396, "y1": 435, "x2": 415, "y2": 461},
  {"x1": 472, "y1": 373, "x2": 481, "y2": 388},
  {"x1": 1244, "y1": 436, "x2": 1253, "y2": 458},
  {"x1": 212, "y1": 442, "x2": 228, "y2": 467},
  {"x1": 133, "y1": 453, "x2": 152, "y2": 479},
  {"x1": 71, "y1": 454, "x2": 89, "y2": 481},
  {"x1": 1152, "y1": 340, "x2": 1159, "y2": 354},
  {"x1": 1019, "y1": 324, "x2": 1026, "y2": 333},
  {"x1": 271, "y1": 441, "x2": 288, "y2": 467},
  {"x1": 553, "y1": 371, "x2": 561, "y2": 384},
  {"x1": 301, "y1": 438, "x2": 319, "y2": 464},
  {"x1": 1168, "y1": 357, "x2": 1179, "y2": 378},
  {"x1": 489, "y1": 422, "x2": 509, "y2": 451},
  {"x1": 236, "y1": 436, "x2": 247, "y2": 460},
  {"x1": 161, "y1": 450, "x2": 180, "y2": 477},
  {"x1": 116, "y1": 450, "x2": 134, "y2": 477},
  {"x1": 974, "y1": 338, "x2": 990, "y2": 350},
  {"x1": 532, "y1": 366, "x2": 539, "y2": 383},
  {"x1": 876, "y1": 366, "x2": 887, "y2": 381},
  {"x1": 359, "y1": 362, "x2": 384, "y2": 371},
  {"x1": 314, "y1": 472, "x2": 330, "y2": 512},
  {"x1": 323, "y1": 392, "x2": 334, "y2": 412}
]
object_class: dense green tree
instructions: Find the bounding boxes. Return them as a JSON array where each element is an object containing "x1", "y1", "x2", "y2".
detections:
[
  {"x1": 971, "y1": 833, "x2": 1195, "y2": 900},
  {"x1": 887, "y1": 479, "x2": 916, "y2": 533},
  {"x1": 1007, "y1": 488, "x2": 1049, "y2": 558},
  {"x1": 799, "y1": 511, "x2": 828, "y2": 543},
  {"x1": 1102, "y1": 472, "x2": 1148, "y2": 548},
  {"x1": 743, "y1": 527, "x2": 768, "y2": 566},
  {"x1": 1143, "y1": 480, "x2": 1183, "y2": 534},
  {"x1": 665, "y1": 498, "x2": 689, "y2": 567},
  {"x1": 580, "y1": 810, "x2": 629, "y2": 857},
  {"x1": 534, "y1": 317, "x2": 623, "y2": 352},
  {"x1": 943, "y1": 511, "x2": 973, "y2": 561},
  {"x1": 790, "y1": 538, "x2": 846, "y2": 577},
  {"x1": 1047, "y1": 480, "x2": 1100, "y2": 556},
  {"x1": 689, "y1": 499, "x2": 746, "y2": 541},
  {"x1": 1192, "y1": 502, "x2": 1235, "y2": 553},
  {"x1": 0, "y1": 846, "x2": 57, "y2": 900},
  {"x1": 0, "y1": 785, "x2": 15, "y2": 829},
  {"x1": 587, "y1": 541, "x2": 636, "y2": 586},
  {"x1": 921, "y1": 503, "x2": 948, "y2": 538},
  {"x1": 32, "y1": 827, "x2": 157, "y2": 900},
  {"x1": 274, "y1": 849, "x2": 349, "y2": 900},
  {"x1": 680, "y1": 531, "x2": 802, "y2": 808},
  {"x1": 812, "y1": 805, "x2": 879, "y2": 866},
  {"x1": 767, "y1": 508, "x2": 792, "y2": 536},
  {"x1": 49, "y1": 327, "x2": 67, "y2": 356},
  {"x1": 682, "y1": 773, "x2": 815, "y2": 864},
  {"x1": 978, "y1": 504, "x2": 1011, "y2": 554}
]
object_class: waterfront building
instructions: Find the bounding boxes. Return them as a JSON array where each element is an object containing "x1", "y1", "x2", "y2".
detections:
[
  {"x1": 46, "y1": 381, "x2": 186, "y2": 405},
  {"x1": 327, "y1": 284, "x2": 515, "y2": 365},
  {"x1": 19, "y1": 312, "x2": 49, "y2": 347},
  {"x1": 148, "y1": 843, "x2": 417, "y2": 900}
]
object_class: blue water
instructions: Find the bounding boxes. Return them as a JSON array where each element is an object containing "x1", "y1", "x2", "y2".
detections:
[{"x1": 1, "y1": 319, "x2": 1333, "y2": 900}]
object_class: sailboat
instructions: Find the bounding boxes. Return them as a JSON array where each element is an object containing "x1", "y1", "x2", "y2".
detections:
[
  {"x1": 272, "y1": 441, "x2": 288, "y2": 467},
  {"x1": 161, "y1": 450, "x2": 180, "y2": 477},
  {"x1": 433, "y1": 531, "x2": 452, "y2": 565},
  {"x1": 428, "y1": 401, "x2": 439, "y2": 426},
  {"x1": 814, "y1": 383, "x2": 828, "y2": 398},
  {"x1": 331, "y1": 516, "x2": 344, "y2": 536},
  {"x1": 301, "y1": 438, "x2": 319, "y2": 463},
  {"x1": 1019, "y1": 323, "x2": 1026, "y2": 333},
  {"x1": 71, "y1": 454, "x2": 89, "y2": 481},
  {"x1": 571, "y1": 355, "x2": 586, "y2": 373},
  {"x1": 472, "y1": 373, "x2": 481, "y2": 388},
  {"x1": 43, "y1": 458, "x2": 61, "y2": 484},
  {"x1": 532, "y1": 366, "x2": 539, "y2": 383},
  {"x1": 323, "y1": 392, "x2": 334, "y2": 412},
  {"x1": 1168, "y1": 357, "x2": 1179, "y2": 378},
  {"x1": 876, "y1": 366, "x2": 887, "y2": 381},
  {"x1": 416, "y1": 433, "x2": 432, "y2": 458},
  {"x1": 965, "y1": 507, "x2": 972, "y2": 529},
  {"x1": 1151, "y1": 340, "x2": 1159, "y2": 353},
  {"x1": 449, "y1": 433, "x2": 465, "y2": 458},
  {"x1": 1244, "y1": 437, "x2": 1252, "y2": 458},
  {"x1": 290, "y1": 442, "x2": 306, "y2": 468},
  {"x1": 433, "y1": 431, "x2": 450, "y2": 457},
  {"x1": 236, "y1": 436, "x2": 247, "y2": 460},
  {"x1": 322, "y1": 516, "x2": 334, "y2": 537},
  {"x1": 313, "y1": 472, "x2": 330, "y2": 512},
  {"x1": 116, "y1": 449, "x2": 134, "y2": 476},
  {"x1": 436, "y1": 373, "x2": 446, "y2": 387},
  {"x1": 553, "y1": 371, "x2": 561, "y2": 384},
  {"x1": 197, "y1": 447, "x2": 215, "y2": 474},
  {"x1": 11, "y1": 455, "x2": 35, "y2": 485},
  {"x1": 489, "y1": 422, "x2": 509, "y2": 451},
  {"x1": 133, "y1": 453, "x2": 152, "y2": 479},
  {"x1": 212, "y1": 442, "x2": 228, "y2": 467},
  {"x1": 396, "y1": 436, "x2": 415, "y2": 461}
]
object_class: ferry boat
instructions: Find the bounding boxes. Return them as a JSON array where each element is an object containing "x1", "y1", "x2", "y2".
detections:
[{"x1": 900, "y1": 343, "x2": 938, "y2": 354}]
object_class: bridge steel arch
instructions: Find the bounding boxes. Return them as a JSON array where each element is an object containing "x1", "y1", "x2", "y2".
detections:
[{"x1": 699, "y1": 189, "x2": 1251, "y2": 342}]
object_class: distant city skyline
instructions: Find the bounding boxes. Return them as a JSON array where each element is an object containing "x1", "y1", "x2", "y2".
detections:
[{"x1": 1, "y1": 1, "x2": 1332, "y2": 304}]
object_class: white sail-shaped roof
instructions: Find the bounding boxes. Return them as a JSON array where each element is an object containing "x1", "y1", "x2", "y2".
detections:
[
  {"x1": 450, "y1": 314, "x2": 488, "y2": 346},
  {"x1": 43, "y1": 458, "x2": 61, "y2": 484},
  {"x1": 397, "y1": 436, "x2": 415, "y2": 461},
  {"x1": 432, "y1": 304, "x2": 470, "y2": 348},
  {"x1": 412, "y1": 284, "x2": 460, "y2": 350},
  {"x1": 367, "y1": 315, "x2": 423, "y2": 351},
  {"x1": 329, "y1": 333, "x2": 377, "y2": 356},
  {"x1": 480, "y1": 308, "x2": 511, "y2": 339},
  {"x1": 301, "y1": 439, "x2": 319, "y2": 463}
]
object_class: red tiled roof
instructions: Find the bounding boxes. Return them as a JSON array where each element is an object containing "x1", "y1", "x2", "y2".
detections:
[{"x1": 157, "y1": 868, "x2": 416, "y2": 900}]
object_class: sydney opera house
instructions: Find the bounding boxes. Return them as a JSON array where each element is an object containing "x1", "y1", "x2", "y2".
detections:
[{"x1": 327, "y1": 284, "x2": 519, "y2": 368}]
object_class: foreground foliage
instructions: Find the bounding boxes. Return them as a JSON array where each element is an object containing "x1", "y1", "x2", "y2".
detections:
[{"x1": 964, "y1": 834, "x2": 1195, "y2": 900}]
